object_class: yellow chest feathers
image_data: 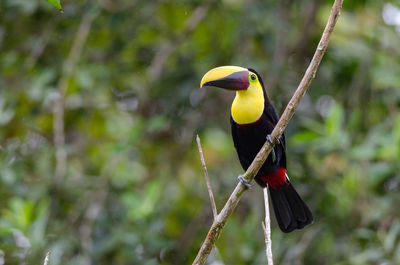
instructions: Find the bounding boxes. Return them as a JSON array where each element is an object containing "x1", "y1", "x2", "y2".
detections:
[{"x1": 231, "y1": 83, "x2": 265, "y2": 124}]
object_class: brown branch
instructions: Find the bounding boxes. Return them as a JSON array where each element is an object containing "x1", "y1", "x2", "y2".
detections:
[
  {"x1": 262, "y1": 188, "x2": 273, "y2": 265},
  {"x1": 196, "y1": 135, "x2": 218, "y2": 220},
  {"x1": 53, "y1": 11, "x2": 97, "y2": 182},
  {"x1": 192, "y1": 0, "x2": 343, "y2": 264}
]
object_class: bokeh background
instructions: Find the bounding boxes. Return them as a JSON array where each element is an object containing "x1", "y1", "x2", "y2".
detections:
[{"x1": 1, "y1": 0, "x2": 400, "y2": 264}]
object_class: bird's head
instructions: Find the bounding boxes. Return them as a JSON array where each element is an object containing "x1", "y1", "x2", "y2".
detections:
[
  {"x1": 200, "y1": 66, "x2": 266, "y2": 97},
  {"x1": 200, "y1": 66, "x2": 268, "y2": 124}
]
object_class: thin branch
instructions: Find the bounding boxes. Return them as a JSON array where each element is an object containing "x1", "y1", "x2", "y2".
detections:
[
  {"x1": 192, "y1": 0, "x2": 343, "y2": 264},
  {"x1": 53, "y1": 11, "x2": 97, "y2": 182},
  {"x1": 43, "y1": 251, "x2": 50, "y2": 265},
  {"x1": 262, "y1": 187, "x2": 273, "y2": 265},
  {"x1": 196, "y1": 135, "x2": 218, "y2": 220}
]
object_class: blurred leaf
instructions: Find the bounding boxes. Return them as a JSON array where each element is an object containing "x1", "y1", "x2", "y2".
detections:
[
  {"x1": 383, "y1": 220, "x2": 400, "y2": 253},
  {"x1": 1, "y1": 198, "x2": 34, "y2": 231},
  {"x1": 350, "y1": 145, "x2": 376, "y2": 160},
  {"x1": 291, "y1": 130, "x2": 320, "y2": 145},
  {"x1": 47, "y1": 0, "x2": 62, "y2": 10},
  {"x1": 368, "y1": 162, "x2": 393, "y2": 187},
  {"x1": 325, "y1": 104, "x2": 344, "y2": 138},
  {"x1": 122, "y1": 180, "x2": 162, "y2": 221}
]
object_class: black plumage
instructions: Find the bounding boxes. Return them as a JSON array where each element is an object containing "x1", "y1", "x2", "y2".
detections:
[{"x1": 230, "y1": 103, "x2": 286, "y2": 184}]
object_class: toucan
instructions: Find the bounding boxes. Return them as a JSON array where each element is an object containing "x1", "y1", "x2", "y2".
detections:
[{"x1": 200, "y1": 66, "x2": 313, "y2": 233}]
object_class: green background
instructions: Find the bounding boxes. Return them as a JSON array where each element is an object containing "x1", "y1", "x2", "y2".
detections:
[{"x1": 1, "y1": 0, "x2": 400, "y2": 264}]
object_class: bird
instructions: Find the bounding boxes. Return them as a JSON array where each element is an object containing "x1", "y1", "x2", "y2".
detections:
[{"x1": 200, "y1": 66, "x2": 313, "y2": 233}]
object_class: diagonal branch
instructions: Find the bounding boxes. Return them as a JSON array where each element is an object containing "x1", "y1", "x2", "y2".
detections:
[
  {"x1": 53, "y1": 11, "x2": 97, "y2": 182},
  {"x1": 196, "y1": 135, "x2": 218, "y2": 220},
  {"x1": 192, "y1": 0, "x2": 343, "y2": 264}
]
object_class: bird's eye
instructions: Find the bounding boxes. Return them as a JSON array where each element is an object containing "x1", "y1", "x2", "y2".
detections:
[{"x1": 250, "y1": 74, "x2": 257, "y2": 81}]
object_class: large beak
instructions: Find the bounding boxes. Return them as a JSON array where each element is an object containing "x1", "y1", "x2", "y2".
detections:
[{"x1": 200, "y1": 66, "x2": 249, "y2": 91}]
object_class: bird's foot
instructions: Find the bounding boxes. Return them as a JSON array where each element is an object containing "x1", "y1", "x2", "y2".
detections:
[
  {"x1": 266, "y1": 135, "x2": 277, "y2": 163},
  {"x1": 266, "y1": 134, "x2": 280, "y2": 145},
  {"x1": 238, "y1": 175, "x2": 252, "y2": 189}
]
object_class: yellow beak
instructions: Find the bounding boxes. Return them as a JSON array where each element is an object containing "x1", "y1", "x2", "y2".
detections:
[{"x1": 200, "y1": 66, "x2": 249, "y2": 91}]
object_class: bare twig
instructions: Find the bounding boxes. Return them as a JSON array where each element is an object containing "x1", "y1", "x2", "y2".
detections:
[
  {"x1": 196, "y1": 135, "x2": 218, "y2": 220},
  {"x1": 196, "y1": 135, "x2": 223, "y2": 264},
  {"x1": 192, "y1": 1, "x2": 343, "y2": 264},
  {"x1": 262, "y1": 188, "x2": 273, "y2": 265},
  {"x1": 43, "y1": 251, "x2": 50, "y2": 265},
  {"x1": 53, "y1": 11, "x2": 97, "y2": 182}
]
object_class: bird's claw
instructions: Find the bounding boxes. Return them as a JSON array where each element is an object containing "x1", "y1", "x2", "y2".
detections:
[
  {"x1": 238, "y1": 175, "x2": 252, "y2": 189},
  {"x1": 271, "y1": 150, "x2": 276, "y2": 163},
  {"x1": 266, "y1": 134, "x2": 280, "y2": 145},
  {"x1": 266, "y1": 135, "x2": 277, "y2": 163}
]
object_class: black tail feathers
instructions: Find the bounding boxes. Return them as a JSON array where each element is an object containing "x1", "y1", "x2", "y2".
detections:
[{"x1": 269, "y1": 183, "x2": 313, "y2": 233}]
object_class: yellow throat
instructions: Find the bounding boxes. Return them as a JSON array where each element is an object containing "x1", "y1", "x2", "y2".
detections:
[{"x1": 231, "y1": 82, "x2": 265, "y2": 124}]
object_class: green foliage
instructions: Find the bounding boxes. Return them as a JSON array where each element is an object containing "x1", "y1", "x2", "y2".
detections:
[
  {"x1": 47, "y1": 0, "x2": 62, "y2": 10},
  {"x1": 1, "y1": 0, "x2": 400, "y2": 264}
]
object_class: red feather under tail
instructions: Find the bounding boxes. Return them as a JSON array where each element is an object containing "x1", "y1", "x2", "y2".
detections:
[{"x1": 257, "y1": 169, "x2": 313, "y2": 233}]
